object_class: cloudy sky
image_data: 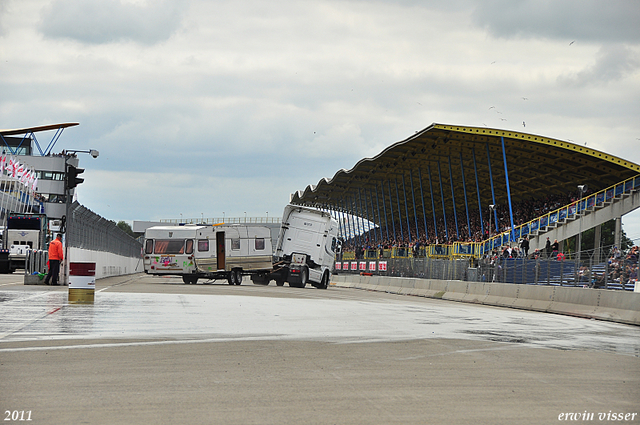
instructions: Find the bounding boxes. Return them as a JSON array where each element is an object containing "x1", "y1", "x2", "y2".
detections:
[{"x1": 1, "y1": 0, "x2": 639, "y2": 240}]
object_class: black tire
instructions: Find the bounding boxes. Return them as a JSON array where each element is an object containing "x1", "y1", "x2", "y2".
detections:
[
  {"x1": 318, "y1": 271, "x2": 329, "y2": 289},
  {"x1": 275, "y1": 279, "x2": 285, "y2": 287},
  {"x1": 182, "y1": 275, "x2": 198, "y2": 285},
  {"x1": 234, "y1": 269, "x2": 242, "y2": 285},
  {"x1": 227, "y1": 271, "x2": 235, "y2": 285},
  {"x1": 299, "y1": 267, "x2": 308, "y2": 288}
]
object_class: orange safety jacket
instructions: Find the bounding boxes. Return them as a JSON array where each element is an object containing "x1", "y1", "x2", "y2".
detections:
[{"x1": 48, "y1": 238, "x2": 64, "y2": 261}]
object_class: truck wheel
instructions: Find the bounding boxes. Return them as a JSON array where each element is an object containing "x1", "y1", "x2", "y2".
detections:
[
  {"x1": 299, "y1": 267, "x2": 308, "y2": 288},
  {"x1": 182, "y1": 276, "x2": 198, "y2": 285},
  {"x1": 234, "y1": 269, "x2": 242, "y2": 285},
  {"x1": 318, "y1": 271, "x2": 329, "y2": 289},
  {"x1": 228, "y1": 271, "x2": 235, "y2": 285},
  {"x1": 275, "y1": 279, "x2": 285, "y2": 286}
]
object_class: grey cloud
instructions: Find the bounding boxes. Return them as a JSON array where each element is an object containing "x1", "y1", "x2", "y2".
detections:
[
  {"x1": 39, "y1": 0, "x2": 185, "y2": 45},
  {"x1": 559, "y1": 45, "x2": 640, "y2": 86},
  {"x1": 471, "y1": 0, "x2": 640, "y2": 43}
]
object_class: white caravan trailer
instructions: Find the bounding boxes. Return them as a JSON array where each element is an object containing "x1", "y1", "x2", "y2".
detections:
[
  {"x1": 143, "y1": 224, "x2": 272, "y2": 284},
  {"x1": 261, "y1": 204, "x2": 339, "y2": 289}
]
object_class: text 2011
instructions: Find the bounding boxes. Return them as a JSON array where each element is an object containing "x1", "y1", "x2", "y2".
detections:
[{"x1": 4, "y1": 411, "x2": 32, "y2": 421}]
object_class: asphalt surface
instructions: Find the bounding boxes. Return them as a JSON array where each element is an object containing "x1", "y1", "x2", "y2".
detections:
[{"x1": 1, "y1": 273, "x2": 639, "y2": 424}]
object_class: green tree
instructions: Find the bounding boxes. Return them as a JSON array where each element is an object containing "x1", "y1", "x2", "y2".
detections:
[{"x1": 117, "y1": 221, "x2": 135, "y2": 237}]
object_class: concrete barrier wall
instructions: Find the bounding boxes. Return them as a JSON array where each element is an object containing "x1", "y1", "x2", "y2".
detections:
[
  {"x1": 330, "y1": 274, "x2": 640, "y2": 326},
  {"x1": 69, "y1": 248, "x2": 143, "y2": 280}
]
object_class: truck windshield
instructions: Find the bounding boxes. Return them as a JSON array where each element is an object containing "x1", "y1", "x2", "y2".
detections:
[{"x1": 153, "y1": 239, "x2": 185, "y2": 254}]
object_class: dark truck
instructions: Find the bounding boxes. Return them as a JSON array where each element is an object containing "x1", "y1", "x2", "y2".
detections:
[{"x1": 0, "y1": 213, "x2": 49, "y2": 273}]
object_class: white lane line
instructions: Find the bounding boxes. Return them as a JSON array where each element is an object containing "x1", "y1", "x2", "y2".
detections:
[{"x1": 0, "y1": 335, "x2": 286, "y2": 352}]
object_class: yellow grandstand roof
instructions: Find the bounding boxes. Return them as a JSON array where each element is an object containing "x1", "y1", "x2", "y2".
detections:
[{"x1": 292, "y1": 123, "x2": 640, "y2": 220}]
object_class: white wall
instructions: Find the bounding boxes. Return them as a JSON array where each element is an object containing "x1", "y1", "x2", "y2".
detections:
[{"x1": 69, "y1": 247, "x2": 143, "y2": 279}]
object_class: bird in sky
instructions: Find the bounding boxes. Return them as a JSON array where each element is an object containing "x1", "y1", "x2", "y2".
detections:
[
  {"x1": 522, "y1": 97, "x2": 528, "y2": 100},
  {"x1": 489, "y1": 106, "x2": 495, "y2": 110},
  {"x1": 523, "y1": 121, "x2": 526, "y2": 127},
  {"x1": 569, "y1": 40, "x2": 575, "y2": 45}
]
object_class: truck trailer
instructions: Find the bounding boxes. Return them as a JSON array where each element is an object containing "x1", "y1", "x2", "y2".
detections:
[{"x1": 143, "y1": 223, "x2": 273, "y2": 285}]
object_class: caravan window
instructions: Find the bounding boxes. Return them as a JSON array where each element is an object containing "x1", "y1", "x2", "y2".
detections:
[
  {"x1": 154, "y1": 240, "x2": 185, "y2": 254},
  {"x1": 198, "y1": 239, "x2": 209, "y2": 252},
  {"x1": 255, "y1": 238, "x2": 265, "y2": 250},
  {"x1": 145, "y1": 239, "x2": 153, "y2": 254},
  {"x1": 185, "y1": 239, "x2": 194, "y2": 254},
  {"x1": 231, "y1": 239, "x2": 240, "y2": 250}
]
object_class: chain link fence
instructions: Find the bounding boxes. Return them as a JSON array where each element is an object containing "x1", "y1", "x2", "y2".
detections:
[{"x1": 67, "y1": 201, "x2": 141, "y2": 258}]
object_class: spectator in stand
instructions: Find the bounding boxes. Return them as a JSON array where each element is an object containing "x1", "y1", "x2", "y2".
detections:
[
  {"x1": 520, "y1": 235, "x2": 530, "y2": 258},
  {"x1": 551, "y1": 239, "x2": 559, "y2": 257}
]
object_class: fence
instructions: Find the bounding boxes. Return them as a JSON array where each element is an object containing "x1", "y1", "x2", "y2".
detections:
[
  {"x1": 335, "y1": 246, "x2": 638, "y2": 292},
  {"x1": 67, "y1": 202, "x2": 142, "y2": 259}
]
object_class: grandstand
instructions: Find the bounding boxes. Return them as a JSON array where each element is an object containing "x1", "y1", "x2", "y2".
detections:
[{"x1": 290, "y1": 123, "x2": 640, "y2": 289}]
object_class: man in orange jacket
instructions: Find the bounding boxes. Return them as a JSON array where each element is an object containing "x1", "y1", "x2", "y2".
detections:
[{"x1": 44, "y1": 234, "x2": 64, "y2": 286}]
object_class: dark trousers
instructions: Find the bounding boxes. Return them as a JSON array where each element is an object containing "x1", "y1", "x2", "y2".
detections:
[{"x1": 45, "y1": 260, "x2": 61, "y2": 285}]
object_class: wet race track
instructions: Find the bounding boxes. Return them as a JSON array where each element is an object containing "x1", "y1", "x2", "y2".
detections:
[{"x1": 1, "y1": 273, "x2": 639, "y2": 424}]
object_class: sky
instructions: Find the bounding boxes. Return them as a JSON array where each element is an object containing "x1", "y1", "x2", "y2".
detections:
[{"x1": 1, "y1": 0, "x2": 639, "y2": 241}]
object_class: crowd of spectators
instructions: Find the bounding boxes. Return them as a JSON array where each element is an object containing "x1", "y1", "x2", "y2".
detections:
[
  {"x1": 592, "y1": 245, "x2": 639, "y2": 288},
  {"x1": 342, "y1": 189, "x2": 586, "y2": 255}
]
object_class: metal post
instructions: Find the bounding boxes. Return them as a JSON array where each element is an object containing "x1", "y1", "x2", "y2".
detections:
[
  {"x1": 379, "y1": 182, "x2": 390, "y2": 241},
  {"x1": 409, "y1": 169, "x2": 420, "y2": 241},
  {"x1": 486, "y1": 143, "x2": 499, "y2": 235},
  {"x1": 448, "y1": 156, "x2": 459, "y2": 240},
  {"x1": 401, "y1": 173, "x2": 412, "y2": 241},
  {"x1": 459, "y1": 152, "x2": 472, "y2": 240},
  {"x1": 427, "y1": 165, "x2": 438, "y2": 241},
  {"x1": 395, "y1": 178, "x2": 404, "y2": 242},
  {"x1": 386, "y1": 180, "x2": 396, "y2": 241},
  {"x1": 500, "y1": 136, "x2": 516, "y2": 243},
  {"x1": 418, "y1": 167, "x2": 429, "y2": 241},
  {"x1": 437, "y1": 161, "x2": 448, "y2": 241},
  {"x1": 374, "y1": 185, "x2": 384, "y2": 243},
  {"x1": 472, "y1": 148, "x2": 485, "y2": 239}
]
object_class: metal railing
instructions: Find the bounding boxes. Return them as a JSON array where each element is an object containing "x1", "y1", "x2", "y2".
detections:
[
  {"x1": 160, "y1": 216, "x2": 281, "y2": 225},
  {"x1": 67, "y1": 202, "x2": 142, "y2": 258}
]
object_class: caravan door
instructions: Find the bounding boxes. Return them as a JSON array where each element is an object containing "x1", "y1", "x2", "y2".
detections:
[{"x1": 216, "y1": 231, "x2": 225, "y2": 270}]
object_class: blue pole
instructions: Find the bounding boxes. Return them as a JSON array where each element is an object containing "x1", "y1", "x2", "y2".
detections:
[
  {"x1": 381, "y1": 182, "x2": 390, "y2": 241},
  {"x1": 459, "y1": 152, "x2": 472, "y2": 240},
  {"x1": 357, "y1": 190, "x2": 366, "y2": 246},
  {"x1": 359, "y1": 187, "x2": 371, "y2": 244},
  {"x1": 472, "y1": 148, "x2": 485, "y2": 239},
  {"x1": 386, "y1": 180, "x2": 397, "y2": 240},
  {"x1": 409, "y1": 169, "x2": 420, "y2": 241},
  {"x1": 374, "y1": 185, "x2": 384, "y2": 243},
  {"x1": 437, "y1": 161, "x2": 448, "y2": 241},
  {"x1": 500, "y1": 136, "x2": 516, "y2": 243},
  {"x1": 395, "y1": 178, "x2": 404, "y2": 242},
  {"x1": 448, "y1": 156, "x2": 460, "y2": 240},
  {"x1": 486, "y1": 143, "x2": 499, "y2": 233},
  {"x1": 401, "y1": 173, "x2": 412, "y2": 241},
  {"x1": 418, "y1": 167, "x2": 429, "y2": 241},
  {"x1": 427, "y1": 164, "x2": 438, "y2": 240}
]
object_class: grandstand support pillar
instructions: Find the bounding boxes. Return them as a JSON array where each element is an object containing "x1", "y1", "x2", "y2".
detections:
[
  {"x1": 472, "y1": 148, "x2": 485, "y2": 239},
  {"x1": 409, "y1": 169, "x2": 419, "y2": 241},
  {"x1": 418, "y1": 167, "x2": 429, "y2": 241},
  {"x1": 614, "y1": 216, "x2": 622, "y2": 249},
  {"x1": 386, "y1": 180, "x2": 397, "y2": 240},
  {"x1": 355, "y1": 194, "x2": 364, "y2": 246},
  {"x1": 401, "y1": 173, "x2": 412, "y2": 241},
  {"x1": 370, "y1": 188, "x2": 382, "y2": 244},
  {"x1": 500, "y1": 137, "x2": 516, "y2": 243},
  {"x1": 593, "y1": 224, "x2": 602, "y2": 263},
  {"x1": 427, "y1": 165, "x2": 438, "y2": 241},
  {"x1": 395, "y1": 178, "x2": 404, "y2": 242},
  {"x1": 459, "y1": 152, "x2": 471, "y2": 240},
  {"x1": 486, "y1": 143, "x2": 499, "y2": 235},
  {"x1": 342, "y1": 200, "x2": 352, "y2": 245},
  {"x1": 378, "y1": 183, "x2": 390, "y2": 241},
  {"x1": 437, "y1": 161, "x2": 448, "y2": 241},
  {"x1": 359, "y1": 188, "x2": 371, "y2": 244},
  {"x1": 448, "y1": 156, "x2": 460, "y2": 240}
]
